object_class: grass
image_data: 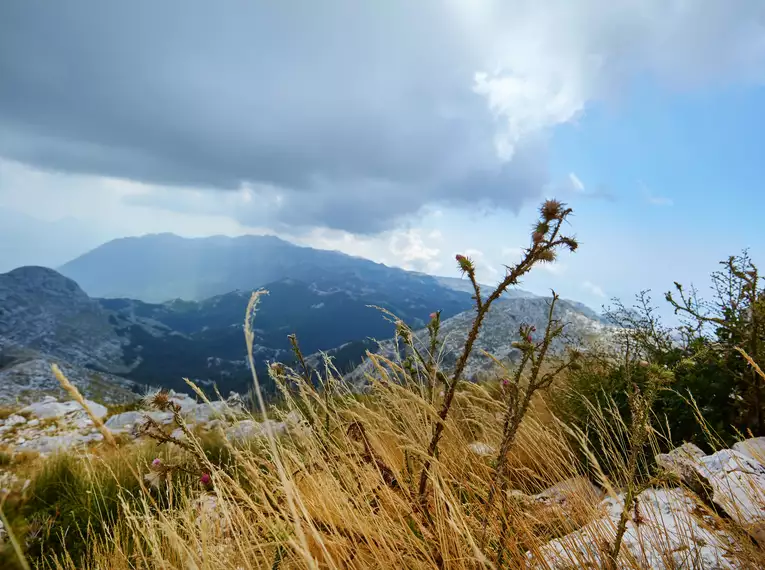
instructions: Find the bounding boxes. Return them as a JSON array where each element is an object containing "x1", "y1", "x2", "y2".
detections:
[{"x1": 0, "y1": 352, "x2": 761, "y2": 569}]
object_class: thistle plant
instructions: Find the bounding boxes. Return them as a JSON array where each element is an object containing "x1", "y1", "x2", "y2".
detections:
[
  {"x1": 137, "y1": 390, "x2": 213, "y2": 488},
  {"x1": 481, "y1": 291, "x2": 582, "y2": 553},
  {"x1": 606, "y1": 361, "x2": 674, "y2": 569},
  {"x1": 415, "y1": 199, "x2": 578, "y2": 510}
]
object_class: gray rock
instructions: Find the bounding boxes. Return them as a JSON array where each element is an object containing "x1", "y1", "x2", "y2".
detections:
[
  {"x1": 20, "y1": 397, "x2": 107, "y2": 420},
  {"x1": 104, "y1": 410, "x2": 173, "y2": 433},
  {"x1": 185, "y1": 401, "x2": 243, "y2": 423},
  {"x1": 658, "y1": 444, "x2": 765, "y2": 544},
  {"x1": 528, "y1": 488, "x2": 739, "y2": 569},
  {"x1": 225, "y1": 419, "x2": 287, "y2": 442},
  {"x1": 657, "y1": 443, "x2": 713, "y2": 499},
  {"x1": 168, "y1": 392, "x2": 197, "y2": 410},
  {"x1": 4, "y1": 414, "x2": 26, "y2": 427},
  {"x1": 226, "y1": 420, "x2": 264, "y2": 442},
  {"x1": 733, "y1": 437, "x2": 765, "y2": 463}
]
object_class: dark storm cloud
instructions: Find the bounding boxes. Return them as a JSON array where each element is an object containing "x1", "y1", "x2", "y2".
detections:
[{"x1": 0, "y1": 0, "x2": 546, "y2": 232}]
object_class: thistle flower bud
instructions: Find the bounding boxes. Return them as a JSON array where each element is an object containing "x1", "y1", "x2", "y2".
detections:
[
  {"x1": 538, "y1": 249, "x2": 556, "y2": 263},
  {"x1": 541, "y1": 199, "x2": 563, "y2": 221},
  {"x1": 561, "y1": 237, "x2": 579, "y2": 252},
  {"x1": 148, "y1": 390, "x2": 170, "y2": 410},
  {"x1": 396, "y1": 322, "x2": 413, "y2": 344},
  {"x1": 532, "y1": 231, "x2": 545, "y2": 244},
  {"x1": 455, "y1": 254, "x2": 474, "y2": 274}
]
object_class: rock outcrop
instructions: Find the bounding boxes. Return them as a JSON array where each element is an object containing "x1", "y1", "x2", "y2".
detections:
[{"x1": 527, "y1": 439, "x2": 765, "y2": 569}]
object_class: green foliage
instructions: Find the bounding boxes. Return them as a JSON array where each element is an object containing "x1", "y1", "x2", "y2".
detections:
[{"x1": 556, "y1": 252, "x2": 764, "y2": 465}]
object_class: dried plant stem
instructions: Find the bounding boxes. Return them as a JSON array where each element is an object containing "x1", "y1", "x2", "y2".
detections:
[
  {"x1": 52, "y1": 363, "x2": 117, "y2": 448},
  {"x1": 416, "y1": 201, "x2": 578, "y2": 510}
]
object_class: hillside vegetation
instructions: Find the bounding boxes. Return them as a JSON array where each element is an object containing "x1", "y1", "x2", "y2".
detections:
[{"x1": 1, "y1": 200, "x2": 765, "y2": 569}]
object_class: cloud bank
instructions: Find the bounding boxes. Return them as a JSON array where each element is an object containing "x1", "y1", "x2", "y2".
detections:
[{"x1": 1, "y1": 0, "x2": 764, "y2": 233}]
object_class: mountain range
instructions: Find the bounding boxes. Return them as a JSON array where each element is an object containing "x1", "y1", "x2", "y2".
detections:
[{"x1": 1, "y1": 234, "x2": 609, "y2": 403}]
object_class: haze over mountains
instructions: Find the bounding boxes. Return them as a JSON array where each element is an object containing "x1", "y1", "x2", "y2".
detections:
[{"x1": 1, "y1": 233, "x2": 609, "y2": 403}]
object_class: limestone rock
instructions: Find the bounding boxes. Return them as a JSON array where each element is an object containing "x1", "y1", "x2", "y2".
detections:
[
  {"x1": 468, "y1": 442, "x2": 495, "y2": 456},
  {"x1": 528, "y1": 488, "x2": 739, "y2": 569},
  {"x1": 20, "y1": 396, "x2": 107, "y2": 420},
  {"x1": 4, "y1": 414, "x2": 26, "y2": 427},
  {"x1": 732, "y1": 437, "x2": 765, "y2": 464}
]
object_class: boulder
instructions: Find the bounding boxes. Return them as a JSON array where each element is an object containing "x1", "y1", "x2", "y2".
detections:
[
  {"x1": 4, "y1": 414, "x2": 26, "y2": 427},
  {"x1": 186, "y1": 400, "x2": 245, "y2": 424},
  {"x1": 16, "y1": 431, "x2": 104, "y2": 455},
  {"x1": 528, "y1": 488, "x2": 739, "y2": 569},
  {"x1": 507, "y1": 476, "x2": 604, "y2": 535},
  {"x1": 658, "y1": 444, "x2": 765, "y2": 543},
  {"x1": 225, "y1": 419, "x2": 287, "y2": 443},
  {"x1": 733, "y1": 437, "x2": 765, "y2": 463},
  {"x1": 104, "y1": 410, "x2": 173, "y2": 433},
  {"x1": 20, "y1": 397, "x2": 107, "y2": 420},
  {"x1": 226, "y1": 420, "x2": 264, "y2": 442},
  {"x1": 168, "y1": 392, "x2": 197, "y2": 410},
  {"x1": 656, "y1": 442, "x2": 713, "y2": 500}
]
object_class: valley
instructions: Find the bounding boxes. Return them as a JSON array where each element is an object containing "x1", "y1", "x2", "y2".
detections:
[{"x1": 1, "y1": 235, "x2": 609, "y2": 403}]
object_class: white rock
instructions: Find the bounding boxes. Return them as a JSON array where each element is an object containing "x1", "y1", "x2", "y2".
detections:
[
  {"x1": 468, "y1": 442, "x2": 495, "y2": 456},
  {"x1": 226, "y1": 420, "x2": 264, "y2": 442},
  {"x1": 105, "y1": 411, "x2": 144, "y2": 432},
  {"x1": 732, "y1": 437, "x2": 765, "y2": 463},
  {"x1": 4, "y1": 414, "x2": 26, "y2": 427},
  {"x1": 26, "y1": 419, "x2": 40, "y2": 427},
  {"x1": 695, "y1": 449, "x2": 765, "y2": 542},
  {"x1": 171, "y1": 428, "x2": 186, "y2": 441},
  {"x1": 19, "y1": 432, "x2": 102, "y2": 455},
  {"x1": 105, "y1": 410, "x2": 173, "y2": 433},
  {"x1": 186, "y1": 401, "x2": 238, "y2": 423},
  {"x1": 20, "y1": 398, "x2": 107, "y2": 420},
  {"x1": 168, "y1": 392, "x2": 197, "y2": 410},
  {"x1": 528, "y1": 488, "x2": 739, "y2": 569}
]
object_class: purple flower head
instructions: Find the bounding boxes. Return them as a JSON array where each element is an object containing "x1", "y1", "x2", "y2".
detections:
[
  {"x1": 152, "y1": 458, "x2": 162, "y2": 468},
  {"x1": 200, "y1": 473, "x2": 212, "y2": 486}
]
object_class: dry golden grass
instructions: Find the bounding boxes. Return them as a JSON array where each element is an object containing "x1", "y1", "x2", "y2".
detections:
[{"x1": 9, "y1": 353, "x2": 755, "y2": 570}]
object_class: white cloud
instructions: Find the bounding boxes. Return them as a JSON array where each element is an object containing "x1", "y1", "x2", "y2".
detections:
[
  {"x1": 569, "y1": 172, "x2": 585, "y2": 192},
  {"x1": 460, "y1": 0, "x2": 765, "y2": 161},
  {"x1": 582, "y1": 280, "x2": 607, "y2": 298},
  {"x1": 389, "y1": 230, "x2": 442, "y2": 273}
]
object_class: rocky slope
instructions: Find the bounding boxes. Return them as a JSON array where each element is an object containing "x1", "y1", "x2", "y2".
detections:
[
  {"x1": 0, "y1": 347, "x2": 136, "y2": 406},
  {"x1": 0, "y1": 266, "x2": 473, "y2": 398},
  {"x1": 345, "y1": 296, "x2": 611, "y2": 385},
  {"x1": 0, "y1": 267, "x2": 127, "y2": 371},
  {"x1": 2, "y1": 388, "x2": 764, "y2": 568}
]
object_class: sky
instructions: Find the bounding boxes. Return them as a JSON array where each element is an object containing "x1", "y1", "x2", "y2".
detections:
[{"x1": 1, "y1": 0, "x2": 764, "y2": 317}]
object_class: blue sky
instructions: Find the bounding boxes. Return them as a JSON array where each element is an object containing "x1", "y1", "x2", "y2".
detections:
[
  {"x1": 539, "y1": 81, "x2": 765, "y2": 315},
  {"x1": 1, "y1": 0, "x2": 764, "y2": 320}
]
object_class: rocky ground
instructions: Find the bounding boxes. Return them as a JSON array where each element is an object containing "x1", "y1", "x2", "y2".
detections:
[
  {"x1": 466, "y1": 437, "x2": 765, "y2": 569},
  {"x1": 1, "y1": 391, "x2": 764, "y2": 568}
]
